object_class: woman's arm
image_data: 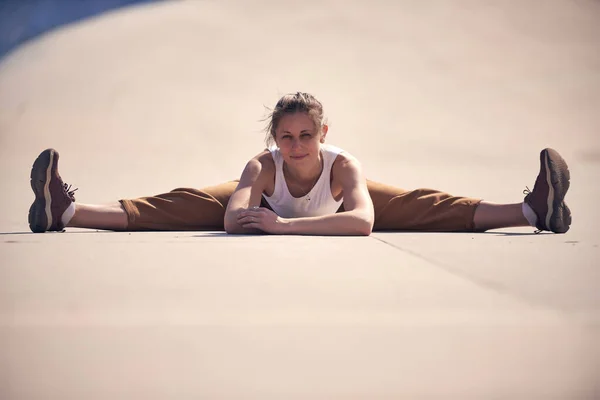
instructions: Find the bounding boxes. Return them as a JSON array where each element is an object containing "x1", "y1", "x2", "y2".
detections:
[
  {"x1": 224, "y1": 157, "x2": 269, "y2": 234},
  {"x1": 238, "y1": 156, "x2": 374, "y2": 236}
]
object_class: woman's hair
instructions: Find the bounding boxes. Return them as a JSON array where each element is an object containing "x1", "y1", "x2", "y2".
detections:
[{"x1": 263, "y1": 92, "x2": 326, "y2": 147}]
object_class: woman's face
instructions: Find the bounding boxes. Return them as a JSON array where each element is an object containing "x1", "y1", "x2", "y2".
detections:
[{"x1": 274, "y1": 112, "x2": 327, "y2": 168}]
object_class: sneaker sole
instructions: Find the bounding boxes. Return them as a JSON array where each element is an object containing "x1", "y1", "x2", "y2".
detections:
[
  {"x1": 554, "y1": 202, "x2": 572, "y2": 234},
  {"x1": 28, "y1": 149, "x2": 57, "y2": 233},
  {"x1": 543, "y1": 148, "x2": 571, "y2": 233}
]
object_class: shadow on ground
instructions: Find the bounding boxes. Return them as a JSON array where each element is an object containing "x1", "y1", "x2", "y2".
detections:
[{"x1": 0, "y1": 0, "x2": 160, "y2": 59}]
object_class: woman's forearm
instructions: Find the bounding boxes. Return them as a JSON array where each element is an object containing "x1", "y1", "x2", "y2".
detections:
[{"x1": 280, "y1": 210, "x2": 373, "y2": 236}]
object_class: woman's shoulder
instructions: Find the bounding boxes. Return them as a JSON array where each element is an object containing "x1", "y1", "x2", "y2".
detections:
[
  {"x1": 239, "y1": 150, "x2": 276, "y2": 192},
  {"x1": 327, "y1": 145, "x2": 359, "y2": 166},
  {"x1": 249, "y1": 149, "x2": 276, "y2": 174},
  {"x1": 330, "y1": 147, "x2": 364, "y2": 181}
]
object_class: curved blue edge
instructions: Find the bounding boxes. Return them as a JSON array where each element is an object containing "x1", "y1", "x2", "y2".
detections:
[{"x1": 0, "y1": 0, "x2": 161, "y2": 59}]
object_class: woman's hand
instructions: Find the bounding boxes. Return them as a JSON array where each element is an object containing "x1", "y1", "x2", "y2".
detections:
[{"x1": 237, "y1": 207, "x2": 288, "y2": 234}]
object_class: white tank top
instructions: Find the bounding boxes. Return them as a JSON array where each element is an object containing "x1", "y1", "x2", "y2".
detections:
[{"x1": 262, "y1": 144, "x2": 344, "y2": 218}]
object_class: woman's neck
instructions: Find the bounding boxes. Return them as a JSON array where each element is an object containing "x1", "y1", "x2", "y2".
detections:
[{"x1": 284, "y1": 154, "x2": 323, "y2": 184}]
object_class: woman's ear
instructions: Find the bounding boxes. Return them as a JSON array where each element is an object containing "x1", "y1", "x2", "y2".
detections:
[{"x1": 320, "y1": 124, "x2": 329, "y2": 143}]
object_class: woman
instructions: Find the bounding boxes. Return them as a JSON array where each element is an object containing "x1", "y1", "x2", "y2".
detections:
[{"x1": 28, "y1": 92, "x2": 571, "y2": 235}]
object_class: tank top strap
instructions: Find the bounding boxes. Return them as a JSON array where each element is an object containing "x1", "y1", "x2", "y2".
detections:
[
  {"x1": 321, "y1": 144, "x2": 344, "y2": 171},
  {"x1": 269, "y1": 146, "x2": 286, "y2": 193}
]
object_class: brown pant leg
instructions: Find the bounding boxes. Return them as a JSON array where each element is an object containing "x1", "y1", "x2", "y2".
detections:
[
  {"x1": 119, "y1": 181, "x2": 241, "y2": 231},
  {"x1": 365, "y1": 180, "x2": 482, "y2": 232}
]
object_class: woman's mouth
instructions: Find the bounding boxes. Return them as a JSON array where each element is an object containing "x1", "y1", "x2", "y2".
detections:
[{"x1": 290, "y1": 154, "x2": 308, "y2": 160}]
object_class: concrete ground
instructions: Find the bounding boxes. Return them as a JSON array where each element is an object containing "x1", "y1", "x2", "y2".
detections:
[{"x1": 1, "y1": 1, "x2": 599, "y2": 398}]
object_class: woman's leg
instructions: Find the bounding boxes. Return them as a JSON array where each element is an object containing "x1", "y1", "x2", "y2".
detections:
[
  {"x1": 117, "y1": 182, "x2": 239, "y2": 231},
  {"x1": 42, "y1": 182, "x2": 240, "y2": 232},
  {"x1": 366, "y1": 148, "x2": 571, "y2": 233},
  {"x1": 57, "y1": 181, "x2": 240, "y2": 231},
  {"x1": 28, "y1": 148, "x2": 240, "y2": 232},
  {"x1": 67, "y1": 203, "x2": 129, "y2": 230},
  {"x1": 472, "y1": 202, "x2": 529, "y2": 231},
  {"x1": 471, "y1": 148, "x2": 572, "y2": 233},
  {"x1": 366, "y1": 182, "x2": 533, "y2": 232},
  {"x1": 366, "y1": 181, "x2": 482, "y2": 232}
]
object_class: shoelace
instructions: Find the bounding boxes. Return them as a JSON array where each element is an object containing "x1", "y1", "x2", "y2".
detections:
[
  {"x1": 522, "y1": 186, "x2": 541, "y2": 234},
  {"x1": 63, "y1": 182, "x2": 78, "y2": 201}
]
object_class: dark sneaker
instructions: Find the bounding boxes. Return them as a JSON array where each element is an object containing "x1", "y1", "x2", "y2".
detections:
[
  {"x1": 523, "y1": 148, "x2": 571, "y2": 233},
  {"x1": 28, "y1": 149, "x2": 77, "y2": 233}
]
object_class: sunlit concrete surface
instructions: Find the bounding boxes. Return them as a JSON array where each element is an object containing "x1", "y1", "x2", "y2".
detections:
[{"x1": 1, "y1": 1, "x2": 599, "y2": 398}]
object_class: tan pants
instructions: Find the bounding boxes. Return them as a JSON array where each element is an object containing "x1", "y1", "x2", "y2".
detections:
[{"x1": 119, "y1": 180, "x2": 482, "y2": 232}]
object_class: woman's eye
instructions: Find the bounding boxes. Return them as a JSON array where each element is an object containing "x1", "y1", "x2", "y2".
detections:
[{"x1": 301, "y1": 134, "x2": 311, "y2": 139}]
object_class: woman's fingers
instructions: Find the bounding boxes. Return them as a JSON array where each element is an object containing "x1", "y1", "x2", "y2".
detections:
[
  {"x1": 237, "y1": 208, "x2": 278, "y2": 232},
  {"x1": 238, "y1": 210, "x2": 264, "y2": 229},
  {"x1": 238, "y1": 210, "x2": 262, "y2": 220}
]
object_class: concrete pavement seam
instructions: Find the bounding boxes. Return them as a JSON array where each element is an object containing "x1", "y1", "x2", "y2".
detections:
[{"x1": 370, "y1": 235, "x2": 576, "y2": 321}]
